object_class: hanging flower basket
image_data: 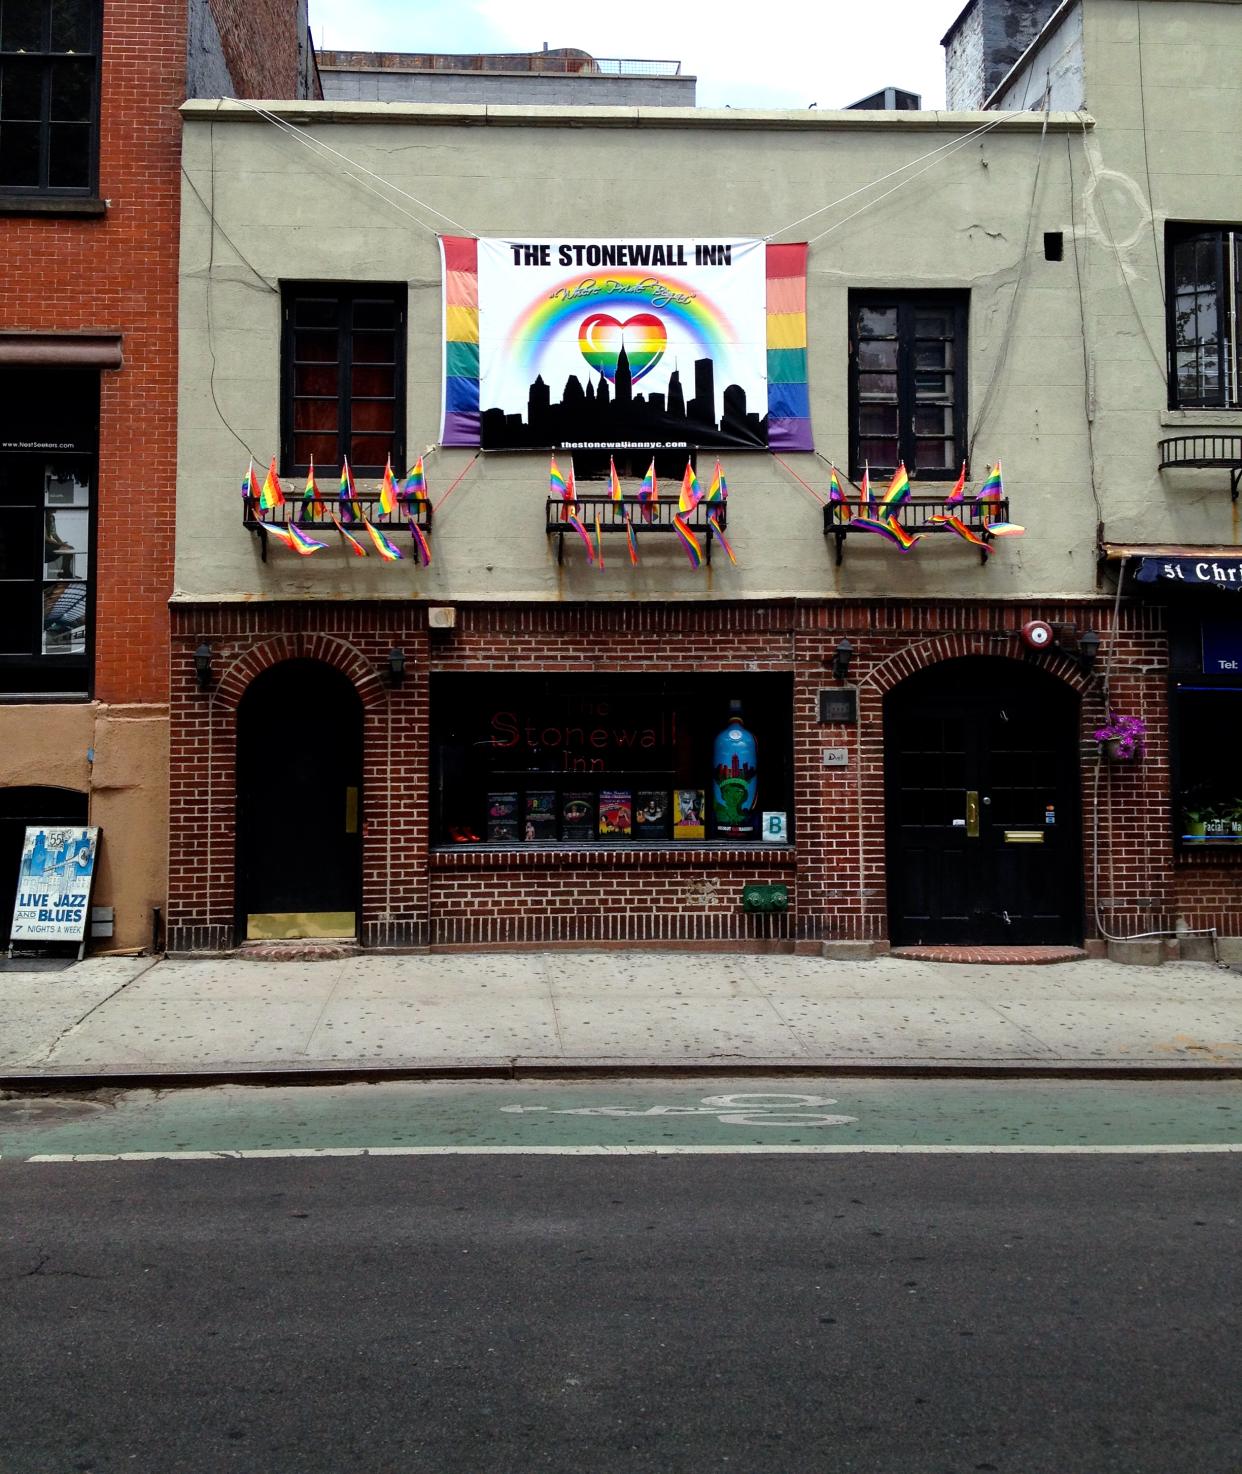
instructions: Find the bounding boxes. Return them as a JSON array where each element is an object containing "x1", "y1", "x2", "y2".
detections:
[{"x1": 1094, "y1": 712, "x2": 1146, "y2": 762}]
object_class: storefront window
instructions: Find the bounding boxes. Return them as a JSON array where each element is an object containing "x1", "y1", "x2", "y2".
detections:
[
  {"x1": 1174, "y1": 681, "x2": 1242, "y2": 847},
  {"x1": 432, "y1": 673, "x2": 793, "y2": 846}
]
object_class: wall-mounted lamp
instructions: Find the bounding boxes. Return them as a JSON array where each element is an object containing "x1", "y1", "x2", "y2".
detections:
[
  {"x1": 1077, "y1": 629, "x2": 1101, "y2": 675},
  {"x1": 831, "y1": 637, "x2": 855, "y2": 683},
  {"x1": 194, "y1": 642, "x2": 213, "y2": 692},
  {"x1": 386, "y1": 647, "x2": 406, "y2": 687}
]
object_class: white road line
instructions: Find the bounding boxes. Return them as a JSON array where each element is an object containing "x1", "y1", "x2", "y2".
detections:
[{"x1": 10, "y1": 1142, "x2": 1242, "y2": 1162}]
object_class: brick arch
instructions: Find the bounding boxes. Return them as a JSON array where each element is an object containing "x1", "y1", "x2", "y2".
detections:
[
  {"x1": 862, "y1": 633, "x2": 1089, "y2": 697},
  {"x1": 211, "y1": 634, "x2": 387, "y2": 711}
]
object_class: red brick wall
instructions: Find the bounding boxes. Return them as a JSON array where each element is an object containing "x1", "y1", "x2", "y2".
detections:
[
  {"x1": 166, "y1": 598, "x2": 1192, "y2": 953},
  {"x1": 208, "y1": 0, "x2": 302, "y2": 98},
  {"x1": 0, "y1": 1, "x2": 186, "y2": 705}
]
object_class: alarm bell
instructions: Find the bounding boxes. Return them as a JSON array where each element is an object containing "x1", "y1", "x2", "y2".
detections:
[{"x1": 1019, "y1": 619, "x2": 1055, "y2": 651}]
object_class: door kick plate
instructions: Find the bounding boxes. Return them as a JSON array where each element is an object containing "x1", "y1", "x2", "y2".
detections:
[{"x1": 1003, "y1": 830, "x2": 1044, "y2": 844}]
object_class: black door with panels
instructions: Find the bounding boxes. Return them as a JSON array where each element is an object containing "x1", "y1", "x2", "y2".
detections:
[
  {"x1": 885, "y1": 659, "x2": 1082, "y2": 946},
  {"x1": 236, "y1": 660, "x2": 362, "y2": 941}
]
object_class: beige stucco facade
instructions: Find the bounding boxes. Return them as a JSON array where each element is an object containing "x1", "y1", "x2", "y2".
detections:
[{"x1": 0, "y1": 703, "x2": 168, "y2": 951}]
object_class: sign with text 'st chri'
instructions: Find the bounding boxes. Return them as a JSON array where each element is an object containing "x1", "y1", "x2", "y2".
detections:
[
  {"x1": 440, "y1": 236, "x2": 811, "y2": 453},
  {"x1": 9, "y1": 826, "x2": 99, "y2": 944}
]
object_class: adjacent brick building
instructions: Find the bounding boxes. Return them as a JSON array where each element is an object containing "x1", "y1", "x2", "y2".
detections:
[{"x1": 0, "y1": 0, "x2": 317, "y2": 952}]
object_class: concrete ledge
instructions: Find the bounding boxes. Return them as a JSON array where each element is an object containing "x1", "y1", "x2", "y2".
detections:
[
  {"x1": 820, "y1": 941, "x2": 879, "y2": 961},
  {"x1": 1107, "y1": 939, "x2": 1165, "y2": 967}
]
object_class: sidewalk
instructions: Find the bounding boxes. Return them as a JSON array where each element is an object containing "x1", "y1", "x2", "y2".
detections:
[{"x1": 2, "y1": 950, "x2": 1241, "y2": 1083}]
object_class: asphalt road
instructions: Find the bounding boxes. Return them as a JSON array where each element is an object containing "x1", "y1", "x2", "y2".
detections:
[{"x1": 2, "y1": 1146, "x2": 1240, "y2": 1473}]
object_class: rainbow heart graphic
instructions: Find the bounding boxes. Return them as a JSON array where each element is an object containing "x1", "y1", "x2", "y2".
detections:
[{"x1": 578, "y1": 312, "x2": 667, "y2": 385}]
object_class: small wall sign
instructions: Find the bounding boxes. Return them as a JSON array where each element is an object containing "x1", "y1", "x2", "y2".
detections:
[
  {"x1": 821, "y1": 748, "x2": 849, "y2": 768},
  {"x1": 818, "y1": 688, "x2": 858, "y2": 724},
  {"x1": 762, "y1": 811, "x2": 788, "y2": 843}
]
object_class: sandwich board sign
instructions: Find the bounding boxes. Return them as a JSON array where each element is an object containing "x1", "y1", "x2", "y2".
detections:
[{"x1": 9, "y1": 825, "x2": 99, "y2": 954}]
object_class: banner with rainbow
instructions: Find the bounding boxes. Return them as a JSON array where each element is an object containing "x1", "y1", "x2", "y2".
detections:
[{"x1": 439, "y1": 237, "x2": 812, "y2": 454}]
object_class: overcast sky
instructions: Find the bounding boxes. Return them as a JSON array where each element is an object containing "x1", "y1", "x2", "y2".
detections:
[{"x1": 309, "y1": 0, "x2": 972, "y2": 110}]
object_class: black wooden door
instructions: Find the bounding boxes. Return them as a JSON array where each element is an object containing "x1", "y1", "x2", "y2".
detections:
[
  {"x1": 885, "y1": 660, "x2": 1082, "y2": 946},
  {"x1": 236, "y1": 660, "x2": 362, "y2": 940}
]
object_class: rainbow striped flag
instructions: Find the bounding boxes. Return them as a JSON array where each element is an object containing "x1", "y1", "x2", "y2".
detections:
[
  {"x1": 595, "y1": 513, "x2": 605, "y2": 571},
  {"x1": 930, "y1": 511, "x2": 987, "y2": 548},
  {"x1": 550, "y1": 455, "x2": 567, "y2": 499},
  {"x1": 403, "y1": 457, "x2": 428, "y2": 502},
  {"x1": 852, "y1": 516, "x2": 921, "y2": 553},
  {"x1": 378, "y1": 456, "x2": 398, "y2": 515},
  {"x1": 258, "y1": 521, "x2": 299, "y2": 550},
  {"x1": 624, "y1": 513, "x2": 639, "y2": 566},
  {"x1": 880, "y1": 462, "x2": 910, "y2": 511},
  {"x1": 975, "y1": 461, "x2": 1003, "y2": 503},
  {"x1": 407, "y1": 516, "x2": 432, "y2": 565},
  {"x1": 858, "y1": 463, "x2": 874, "y2": 517},
  {"x1": 708, "y1": 512, "x2": 736, "y2": 565},
  {"x1": 637, "y1": 459, "x2": 657, "y2": 522},
  {"x1": 287, "y1": 521, "x2": 328, "y2": 555},
  {"x1": 362, "y1": 516, "x2": 403, "y2": 561},
  {"x1": 562, "y1": 458, "x2": 578, "y2": 522},
  {"x1": 672, "y1": 512, "x2": 703, "y2": 569},
  {"x1": 982, "y1": 517, "x2": 1025, "y2": 538},
  {"x1": 945, "y1": 462, "x2": 967, "y2": 506},
  {"x1": 609, "y1": 456, "x2": 623, "y2": 503},
  {"x1": 679, "y1": 461, "x2": 702, "y2": 514},
  {"x1": 339, "y1": 458, "x2": 358, "y2": 522},
  {"x1": 241, "y1": 459, "x2": 259, "y2": 501},
  {"x1": 827, "y1": 465, "x2": 851, "y2": 521},
  {"x1": 260, "y1": 458, "x2": 284, "y2": 510},
  {"x1": 331, "y1": 512, "x2": 367, "y2": 556},
  {"x1": 705, "y1": 461, "x2": 727, "y2": 504},
  {"x1": 566, "y1": 513, "x2": 595, "y2": 563},
  {"x1": 302, "y1": 456, "x2": 324, "y2": 519}
]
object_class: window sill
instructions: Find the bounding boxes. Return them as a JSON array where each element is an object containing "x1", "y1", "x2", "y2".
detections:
[
  {"x1": 0, "y1": 195, "x2": 106, "y2": 218},
  {"x1": 1161, "y1": 408, "x2": 1242, "y2": 428},
  {"x1": 1175, "y1": 843, "x2": 1242, "y2": 864},
  {"x1": 0, "y1": 692, "x2": 91, "y2": 704},
  {"x1": 431, "y1": 843, "x2": 797, "y2": 870}
]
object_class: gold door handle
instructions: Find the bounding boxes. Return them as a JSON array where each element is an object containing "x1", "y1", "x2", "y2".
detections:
[
  {"x1": 344, "y1": 786, "x2": 359, "y2": 834},
  {"x1": 965, "y1": 791, "x2": 980, "y2": 838}
]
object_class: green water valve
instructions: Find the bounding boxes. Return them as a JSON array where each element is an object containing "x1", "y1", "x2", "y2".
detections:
[{"x1": 742, "y1": 883, "x2": 789, "y2": 914}]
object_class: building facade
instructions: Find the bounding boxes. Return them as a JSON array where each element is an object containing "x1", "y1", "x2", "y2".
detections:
[
  {"x1": 0, "y1": 0, "x2": 316, "y2": 953},
  {"x1": 167, "y1": 0, "x2": 1242, "y2": 958}
]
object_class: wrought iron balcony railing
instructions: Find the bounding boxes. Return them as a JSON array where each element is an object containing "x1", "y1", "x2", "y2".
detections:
[
  {"x1": 1158, "y1": 435, "x2": 1242, "y2": 500},
  {"x1": 243, "y1": 495, "x2": 432, "y2": 562},
  {"x1": 823, "y1": 498, "x2": 1011, "y2": 566},
  {"x1": 544, "y1": 496, "x2": 727, "y2": 565}
]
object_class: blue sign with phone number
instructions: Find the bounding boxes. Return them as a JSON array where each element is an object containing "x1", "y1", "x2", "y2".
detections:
[{"x1": 1202, "y1": 620, "x2": 1242, "y2": 674}]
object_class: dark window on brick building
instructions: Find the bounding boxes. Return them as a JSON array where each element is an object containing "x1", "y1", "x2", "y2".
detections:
[
  {"x1": 1167, "y1": 225, "x2": 1242, "y2": 409},
  {"x1": 0, "y1": 0, "x2": 100, "y2": 194},
  {"x1": 0, "y1": 369, "x2": 97, "y2": 697},
  {"x1": 280, "y1": 284, "x2": 407, "y2": 476},
  {"x1": 849, "y1": 292, "x2": 968, "y2": 479}
]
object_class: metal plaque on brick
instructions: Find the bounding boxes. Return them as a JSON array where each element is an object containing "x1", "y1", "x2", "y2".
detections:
[{"x1": 818, "y1": 688, "x2": 858, "y2": 724}]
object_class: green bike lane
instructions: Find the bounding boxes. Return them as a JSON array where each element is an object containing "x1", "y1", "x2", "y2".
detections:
[{"x1": 2, "y1": 1077, "x2": 1242, "y2": 1160}]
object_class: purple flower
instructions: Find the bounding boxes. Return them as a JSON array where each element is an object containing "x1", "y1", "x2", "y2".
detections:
[{"x1": 1093, "y1": 711, "x2": 1146, "y2": 759}]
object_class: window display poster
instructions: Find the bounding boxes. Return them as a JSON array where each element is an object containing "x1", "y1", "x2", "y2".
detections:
[
  {"x1": 635, "y1": 790, "x2": 669, "y2": 839},
  {"x1": 9, "y1": 825, "x2": 99, "y2": 943},
  {"x1": 562, "y1": 791, "x2": 596, "y2": 841},
  {"x1": 674, "y1": 790, "x2": 706, "y2": 840},
  {"x1": 599, "y1": 790, "x2": 633, "y2": 837},
  {"x1": 525, "y1": 790, "x2": 557, "y2": 841},
  {"x1": 487, "y1": 792, "x2": 520, "y2": 842}
]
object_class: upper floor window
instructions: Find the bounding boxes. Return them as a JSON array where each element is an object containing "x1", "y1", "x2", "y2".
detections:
[
  {"x1": 1168, "y1": 225, "x2": 1242, "y2": 409},
  {"x1": 849, "y1": 292, "x2": 968, "y2": 480},
  {"x1": 0, "y1": 0, "x2": 100, "y2": 195},
  {"x1": 0, "y1": 369, "x2": 96, "y2": 698},
  {"x1": 280, "y1": 284, "x2": 407, "y2": 476}
]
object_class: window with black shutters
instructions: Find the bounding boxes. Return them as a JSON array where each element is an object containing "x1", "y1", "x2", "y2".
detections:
[
  {"x1": 849, "y1": 293, "x2": 968, "y2": 480},
  {"x1": 1167, "y1": 225, "x2": 1242, "y2": 409},
  {"x1": 0, "y1": 0, "x2": 100, "y2": 195},
  {"x1": 280, "y1": 284, "x2": 407, "y2": 476}
]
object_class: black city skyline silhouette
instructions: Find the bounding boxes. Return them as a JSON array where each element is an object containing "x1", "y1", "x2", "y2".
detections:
[{"x1": 480, "y1": 342, "x2": 768, "y2": 451}]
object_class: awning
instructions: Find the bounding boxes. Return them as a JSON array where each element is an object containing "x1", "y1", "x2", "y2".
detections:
[
  {"x1": 0, "y1": 332, "x2": 122, "y2": 369},
  {"x1": 1100, "y1": 544, "x2": 1242, "y2": 591}
]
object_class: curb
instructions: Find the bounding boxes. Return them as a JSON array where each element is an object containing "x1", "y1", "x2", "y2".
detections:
[{"x1": 3, "y1": 1057, "x2": 1242, "y2": 1093}]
